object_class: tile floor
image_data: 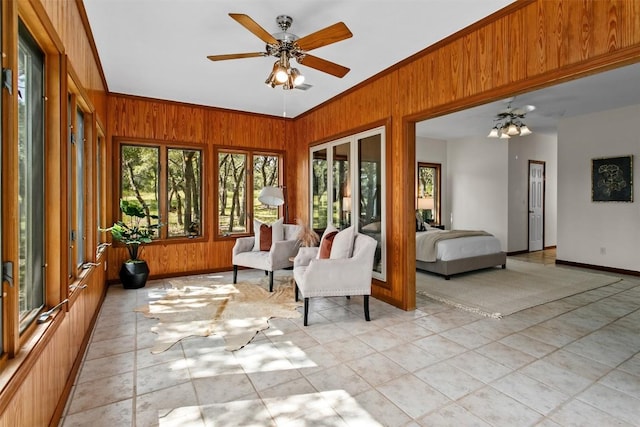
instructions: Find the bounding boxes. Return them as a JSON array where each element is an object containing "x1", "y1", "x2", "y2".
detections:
[{"x1": 60, "y1": 259, "x2": 640, "y2": 426}]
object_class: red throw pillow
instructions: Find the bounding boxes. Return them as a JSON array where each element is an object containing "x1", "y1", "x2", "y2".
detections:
[
  {"x1": 260, "y1": 224, "x2": 273, "y2": 251},
  {"x1": 318, "y1": 231, "x2": 338, "y2": 259}
]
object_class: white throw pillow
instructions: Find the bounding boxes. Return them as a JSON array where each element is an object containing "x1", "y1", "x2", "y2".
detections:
[
  {"x1": 253, "y1": 217, "x2": 284, "y2": 251},
  {"x1": 330, "y1": 225, "x2": 356, "y2": 259},
  {"x1": 316, "y1": 223, "x2": 339, "y2": 259}
]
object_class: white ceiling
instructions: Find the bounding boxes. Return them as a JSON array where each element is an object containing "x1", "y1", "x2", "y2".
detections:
[{"x1": 83, "y1": 0, "x2": 513, "y2": 118}]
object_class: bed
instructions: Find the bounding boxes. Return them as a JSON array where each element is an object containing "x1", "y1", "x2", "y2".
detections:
[{"x1": 416, "y1": 228, "x2": 506, "y2": 279}]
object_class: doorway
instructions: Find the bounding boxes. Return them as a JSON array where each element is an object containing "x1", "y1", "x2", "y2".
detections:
[{"x1": 528, "y1": 160, "x2": 545, "y2": 252}]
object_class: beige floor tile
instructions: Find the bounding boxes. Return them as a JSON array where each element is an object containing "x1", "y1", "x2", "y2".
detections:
[
  {"x1": 68, "y1": 371, "x2": 134, "y2": 414},
  {"x1": 76, "y1": 351, "x2": 135, "y2": 384},
  {"x1": 200, "y1": 398, "x2": 274, "y2": 427},
  {"x1": 598, "y1": 369, "x2": 640, "y2": 399},
  {"x1": 577, "y1": 383, "x2": 640, "y2": 425},
  {"x1": 136, "y1": 359, "x2": 191, "y2": 395},
  {"x1": 492, "y1": 372, "x2": 570, "y2": 415},
  {"x1": 549, "y1": 398, "x2": 633, "y2": 427},
  {"x1": 418, "y1": 403, "x2": 492, "y2": 427},
  {"x1": 415, "y1": 362, "x2": 485, "y2": 400},
  {"x1": 135, "y1": 382, "x2": 201, "y2": 427},
  {"x1": 382, "y1": 343, "x2": 442, "y2": 373},
  {"x1": 413, "y1": 335, "x2": 467, "y2": 362},
  {"x1": 376, "y1": 374, "x2": 450, "y2": 419},
  {"x1": 62, "y1": 399, "x2": 133, "y2": 427},
  {"x1": 447, "y1": 351, "x2": 513, "y2": 383},
  {"x1": 499, "y1": 333, "x2": 558, "y2": 358},
  {"x1": 458, "y1": 387, "x2": 542, "y2": 427},
  {"x1": 350, "y1": 389, "x2": 412, "y2": 427},
  {"x1": 519, "y1": 359, "x2": 593, "y2": 396},
  {"x1": 347, "y1": 352, "x2": 409, "y2": 387},
  {"x1": 305, "y1": 364, "x2": 372, "y2": 397},
  {"x1": 475, "y1": 341, "x2": 536, "y2": 370}
]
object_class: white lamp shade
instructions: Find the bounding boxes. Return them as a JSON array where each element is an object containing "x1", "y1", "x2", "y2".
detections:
[
  {"x1": 487, "y1": 127, "x2": 500, "y2": 138},
  {"x1": 519, "y1": 124, "x2": 532, "y2": 136},
  {"x1": 417, "y1": 197, "x2": 434, "y2": 210},
  {"x1": 506, "y1": 123, "x2": 519, "y2": 136},
  {"x1": 342, "y1": 196, "x2": 352, "y2": 211},
  {"x1": 258, "y1": 186, "x2": 284, "y2": 206}
]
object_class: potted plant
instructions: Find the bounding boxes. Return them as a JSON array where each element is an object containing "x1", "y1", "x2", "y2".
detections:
[
  {"x1": 104, "y1": 199, "x2": 162, "y2": 289},
  {"x1": 295, "y1": 218, "x2": 320, "y2": 247}
]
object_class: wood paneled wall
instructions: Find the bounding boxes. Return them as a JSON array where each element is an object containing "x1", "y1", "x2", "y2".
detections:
[
  {"x1": 105, "y1": 94, "x2": 290, "y2": 280},
  {"x1": 292, "y1": 0, "x2": 640, "y2": 309},
  {"x1": 40, "y1": 0, "x2": 107, "y2": 118}
]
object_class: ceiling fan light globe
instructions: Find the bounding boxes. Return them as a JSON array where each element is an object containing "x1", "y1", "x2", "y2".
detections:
[
  {"x1": 487, "y1": 127, "x2": 500, "y2": 138},
  {"x1": 519, "y1": 125, "x2": 532, "y2": 136},
  {"x1": 275, "y1": 69, "x2": 289, "y2": 83},
  {"x1": 499, "y1": 132, "x2": 511, "y2": 139},
  {"x1": 290, "y1": 68, "x2": 305, "y2": 86},
  {"x1": 506, "y1": 123, "x2": 519, "y2": 136}
]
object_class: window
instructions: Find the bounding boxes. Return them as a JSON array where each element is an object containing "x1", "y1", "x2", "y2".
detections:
[
  {"x1": 119, "y1": 142, "x2": 203, "y2": 239},
  {"x1": 217, "y1": 150, "x2": 283, "y2": 237},
  {"x1": 310, "y1": 127, "x2": 386, "y2": 280},
  {"x1": 74, "y1": 107, "x2": 85, "y2": 268},
  {"x1": 417, "y1": 162, "x2": 441, "y2": 224},
  {"x1": 17, "y1": 21, "x2": 45, "y2": 331}
]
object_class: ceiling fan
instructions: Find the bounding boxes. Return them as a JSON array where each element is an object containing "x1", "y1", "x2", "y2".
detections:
[
  {"x1": 488, "y1": 99, "x2": 536, "y2": 138},
  {"x1": 207, "y1": 13, "x2": 353, "y2": 90}
]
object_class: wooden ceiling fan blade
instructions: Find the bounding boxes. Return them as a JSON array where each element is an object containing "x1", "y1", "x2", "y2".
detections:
[
  {"x1": 207, "y1": 52, "x2": 265, "y2": 61},
  {"x1": 296, "y1": 22, "x2": 353, "y2": 51},
  {"x1": 298, "y1": 54, "x2": 350, "y2": 78},
  {"x1": 229, "y1": 13, "x2": 278, "y2": 45}
]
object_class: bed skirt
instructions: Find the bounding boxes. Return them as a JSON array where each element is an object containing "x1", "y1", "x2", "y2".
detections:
[{"x1": 416, "y1": 252, "x2": 507, "y2": 280}]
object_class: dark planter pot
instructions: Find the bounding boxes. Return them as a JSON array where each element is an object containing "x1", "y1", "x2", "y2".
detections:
[{"x1": 119, "y1": 260, "x2": 150, "y2": 289}]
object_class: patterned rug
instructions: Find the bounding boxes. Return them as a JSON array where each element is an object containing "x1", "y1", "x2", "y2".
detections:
[
  {"x1": 135, "y1": 276, "x2": 301, "y2": 352},
  {"x1": 416, "y1": 259, "x2": 621, "y2": 318}
]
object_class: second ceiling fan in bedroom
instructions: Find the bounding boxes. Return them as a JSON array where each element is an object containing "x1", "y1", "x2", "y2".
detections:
[{"x1": 207, "y1": 13, "x2": 353, "y2": 90}]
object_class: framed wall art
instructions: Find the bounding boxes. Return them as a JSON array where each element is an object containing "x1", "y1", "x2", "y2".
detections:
[{"x1": 591, "y1": 155, "x2": 633, "y2": 202}]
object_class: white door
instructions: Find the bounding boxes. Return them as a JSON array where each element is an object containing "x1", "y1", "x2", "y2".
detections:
[{"x1": 528, "y1": 161, "x2": 544, "y2": 252}]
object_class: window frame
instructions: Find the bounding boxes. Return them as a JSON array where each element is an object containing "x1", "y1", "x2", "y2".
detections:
[
  {"x1": 214, "y1": 147, "x2": 285, "y2": 240},
  {"x1": 114, "y1": 137, "x2": 207, "y2": 243},
  {"x1": 417, "y1": 162, "x2": 442, "y2": 225}
]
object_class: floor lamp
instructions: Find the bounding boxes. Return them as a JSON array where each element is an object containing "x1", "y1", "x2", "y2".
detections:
[{"x1": 258, "y1": 186, "x2": 288, "y2": 223}]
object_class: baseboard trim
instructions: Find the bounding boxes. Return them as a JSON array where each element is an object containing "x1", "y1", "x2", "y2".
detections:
[
  {"x1": 555, "y1": 259, "x2": 640, "y2": 277},
  {"x1": 106, "y1": 266, "x2": 237, "y2": 285},
  {"x1": 507, "y1": 250, "x2": 528, "y2": 256},
  {"x1": 544, "y1": 245, "x2": 557, "y2": 250}
]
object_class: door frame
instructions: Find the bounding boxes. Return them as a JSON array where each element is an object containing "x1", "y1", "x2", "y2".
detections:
[{"x1": 527, "y1": 160, "x2": 546, "y2": 252}]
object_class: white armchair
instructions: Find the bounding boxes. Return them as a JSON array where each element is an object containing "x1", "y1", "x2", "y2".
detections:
[
  {"x1": 293, "y1": 233, "x2": 377, "y2": 326},
  {"x1": 232, "y1": 223, "x2": 301, "y2": 292}
]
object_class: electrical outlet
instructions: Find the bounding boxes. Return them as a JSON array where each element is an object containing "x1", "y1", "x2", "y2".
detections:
[{"x1": 600, "y1": 247, "x2": 606, "y2": 255}]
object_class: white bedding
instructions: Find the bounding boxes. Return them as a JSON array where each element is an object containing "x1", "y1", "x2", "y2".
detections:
[{"x1": 416, "y1": 230, "x2": 502, "y2": 262}]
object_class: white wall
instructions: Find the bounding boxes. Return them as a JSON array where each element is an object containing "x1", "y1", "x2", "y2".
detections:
[
  {"x1": 557, "y1": 104, "x2": 640, "y2": 271},
  {"x1": 446, "y1": 136, "x2": 509, "y2": 250},
  {"x1": 416, "y1": 136, "x2": 448, "y2": 226},
  {"x1": 507, "y1": 133, "x2": 558, "y2": 251}
]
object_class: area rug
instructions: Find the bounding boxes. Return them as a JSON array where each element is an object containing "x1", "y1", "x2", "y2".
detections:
[
  {"x1": 135, "y1": 276, "x2": 301, "y2": 352},
  {"x1": 416, "y1": 259, "x2": 621, "y2": 318}
]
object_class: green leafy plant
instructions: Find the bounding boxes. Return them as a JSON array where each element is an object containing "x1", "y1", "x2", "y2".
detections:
[{"x1": 104, "y1": 200, "x2": 162, "y2": 262}]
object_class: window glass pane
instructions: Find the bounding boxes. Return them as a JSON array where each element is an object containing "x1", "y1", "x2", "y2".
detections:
[
  {"x1": 417, "y1": 163, "x2": 440, "y2": 224},
  {"x1": 18, "y1": 22, "x2": 45, "y2": 329},
  {"x1": 167, "y1": 148, "x2": 202, "y2": 237},
  {"x1": 75, "y1": 108, "x2": 84, "y2": 266},
  {"x1": 121, "y1": 145, "x2": 159, "y2": 235},
  {"x1": 358, "y1": 134, "x2": 383, "y2": 274},
  {"x1": 311, "y1": 149, "x2": 328, "y2": 230},
  {"x1": 218, "y1": 152, "x2": 246, "y2": 235},
  {"x1": 332, "y1": 143, "x2": 351, "y2": 229},
  {"x1": 253, "y1": 154, "x2": 279, "y2": 224},
  {"x1": 97, "y1": 135, "x2": 103, "y2": 241}
]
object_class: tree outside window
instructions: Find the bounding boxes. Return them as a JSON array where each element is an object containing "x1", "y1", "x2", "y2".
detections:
[
  {"x1": 217, "y1": 150, "x2": 282, "y2": 237},
  {"x1": 120, "y1": 143, "x2": 202, "y2": 239}
]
